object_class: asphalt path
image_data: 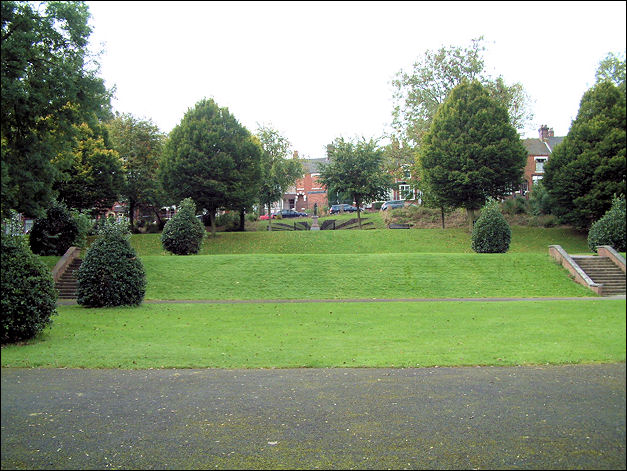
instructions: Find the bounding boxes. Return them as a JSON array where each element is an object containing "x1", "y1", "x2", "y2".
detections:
[{"x1": 2, "y1": 364, "x2": 625, "y2": 470}]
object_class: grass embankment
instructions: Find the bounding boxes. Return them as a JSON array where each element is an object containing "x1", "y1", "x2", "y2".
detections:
[
  {"x1": 2, "y1": 300, "x2": 624, "y2": 369},
  {"x1": 143, "y1": 253, "x2": 592, "y2": 300},
  {"x1": 129, "y1": 226, "x2": 591, "y2": 256}
]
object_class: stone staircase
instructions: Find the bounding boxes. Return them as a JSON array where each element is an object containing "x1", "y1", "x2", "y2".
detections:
[
  {"x1": 571, "y1": 256, "x2": 626, "y2": 296},
  {"x1": 55, "y1": 258, "x2": 82, "y2": 299}
]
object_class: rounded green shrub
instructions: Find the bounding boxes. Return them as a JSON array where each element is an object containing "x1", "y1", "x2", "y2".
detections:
[
  {"x1": 1, "y1": 232, "x2": 57, "y2": 344},
  {"x1": 471, "y1": 199, "x2": 511, "y2": 253},
  {"x1": 77, "y1": 220, "x2": 146, "y2": 307},
  {"x1": 161, "y1": 198, "x2": 205, "y2": 255},
  {"x1": 29, "y1": 200, "x2": 79, "y2": 255},
  {"x1": 587, "y1": 196, "x2": 626, "y2": 252}
]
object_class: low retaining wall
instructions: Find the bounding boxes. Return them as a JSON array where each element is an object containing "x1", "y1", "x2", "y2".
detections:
[
  {"x1": 597, "y1": 245, "x2": 626, "y2": 274},
  {"x1": 548, "y1": 245, "x2": 602, "y2": 295},
  {"x1": 51, "y1": 246, "x2": 81, "y2": 282}
]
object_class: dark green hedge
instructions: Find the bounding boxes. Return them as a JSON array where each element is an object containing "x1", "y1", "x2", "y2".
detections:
[
  {"x1": 77, "y1": 222, "x2": 146, "y2": 307},
  {"x1": 588, "y1": 196, "x2": 626, "y2": 252},
  {"x1": 29, "y1": 200, "x2": 79, "y2": 255},
  {"x1": 161, "y1": 198, "x2": 205, "y2": 255},
  {"x1": 1, "y1": 233, "x2": 57, "y2": 344},
  {"x1": 471, "y1": 200, "x2": 511, "y2": 253}
]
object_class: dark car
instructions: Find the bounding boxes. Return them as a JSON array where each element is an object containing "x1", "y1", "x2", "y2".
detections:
[
  {"x1": 381, "y1": 200, "x2": 405, "y2": 210},
  {"x1": 330, "y1": 204, "x2": 358, "y2": 214},
  {"x1": 278, "y1": 209, "x2": 307, "y2": 218}
]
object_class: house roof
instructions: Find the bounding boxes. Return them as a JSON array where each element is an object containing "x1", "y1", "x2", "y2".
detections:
[
  {"x1": 522, "y1": 138, "x2": 551, "y2": 156},
  {"x1": 545, "y1": 136, "x2": 565, "y2": 152},
  {"x1": 302, "y1": 158, "x2": 328, "y2": 174}
]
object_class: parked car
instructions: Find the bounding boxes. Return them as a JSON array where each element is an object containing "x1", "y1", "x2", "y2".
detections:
[
  {"x1": 330, "y1": 204, "x2": 358, "y2": 214},
  {"x1": 259, "y1": 213, "x2": 275, "y2": 220},
  {"x1": 381, "y1": 200, "x2": 405, "y2": 210},
  {"x1": 278, "y1": 209, "x2": 307, "y2": 218}
]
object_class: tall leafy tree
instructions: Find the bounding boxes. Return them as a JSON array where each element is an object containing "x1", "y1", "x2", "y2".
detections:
[
  {"x1": 159, "y1": 98, "x2": 260, "y2": 237},
  {"x1": 419, "y1": 80, "x2": 527, "y2": 230},
  {"x1": 319, "y1": 137, "x2": 393, "y2": 229},
  {"x1": 1, "y1": 1, "x2": 112, "y2": 218},
  {"x1": 542, "y1": 81, "x2": 626, "y2": 229},
  {"x1": 392, "y1": 37, "x2": 532, "y2": 146},
  {"x1": 595, "y1": 51, "x2": 626, "y2": 93},
  {"x1": 106, "y1": 113, "x2": 165, "y2": 231},
  {"x1": 255, "y1": 125, "x2": 303, "y2": 231},
  {"x1": 54, "y1": 122, "x2": 124, "y2": 215}
]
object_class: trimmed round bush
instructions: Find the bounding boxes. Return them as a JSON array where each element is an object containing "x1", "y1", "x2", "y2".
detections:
[
  {"x1": 161, "y1": 198, "x2": 205, "y2": 255},
  {"x1": 29, "y1": 200, "x2": 79, "y2": 255},
  {"x1": 587, "y1": 196, "x2": 626, "y2": 252},
  {"x1": 77, "y1": 221, "x2": 146, "y2": 307},
  {"x1": 1, "y1": 232, "x2": 57, "y2": 344},
  {"x1": 471, "y1": 199, "x2": 511, "y2": 253}
]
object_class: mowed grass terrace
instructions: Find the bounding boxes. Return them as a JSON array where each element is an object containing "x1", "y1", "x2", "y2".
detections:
[{"x1": 2, "y1": 225, "x2": 624, "y2": 369}]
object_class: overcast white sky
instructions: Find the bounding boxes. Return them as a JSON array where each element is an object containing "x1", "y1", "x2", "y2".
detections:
[{"x1": 86, "y1": 1, "x2": 626, "y2": 158}]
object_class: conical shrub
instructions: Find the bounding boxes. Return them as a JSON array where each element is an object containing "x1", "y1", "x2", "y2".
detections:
[
  {"x1": 471, "y1": 199, "x2": 511, "y2": 253},
  {"x1": 77, "y1": 220, "x2": 146, "y2": 307},
  {"x1": 1, "y1": 232, "x2": 57, "y2": 343},
  {"x1": 161, "y1": 198, "x2": 205, "y2": 255}
]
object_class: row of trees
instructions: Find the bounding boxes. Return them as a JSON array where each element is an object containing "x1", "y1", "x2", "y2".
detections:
[
  {"x1": 1, "y1": 1, "x2": 305, "y2": 235},
  {"x1": 389, "y1": 37, "x2": 625, "y2": 231}
]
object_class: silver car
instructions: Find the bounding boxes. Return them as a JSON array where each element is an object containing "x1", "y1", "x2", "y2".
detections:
[{"x1": 381, "y1": 200, "x2": 405, "y2": 210}]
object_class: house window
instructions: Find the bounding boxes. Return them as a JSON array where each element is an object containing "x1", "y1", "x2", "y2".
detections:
[
  {"x1": 532, "y1": 175, "x2": 543, "y2": 186},
  {"x1": 398, "y1": 184, "x2": 413, "y2": 200},
  {"x1": 535, "y1": 157, "x2": 547, "y2": 173}
]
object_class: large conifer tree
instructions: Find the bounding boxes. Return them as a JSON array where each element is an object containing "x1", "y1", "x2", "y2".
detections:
[
  {"x1": 543, "y1": 81, "x2": 626, "y2": 229},
  {"x1": 159, "y1": 98, "x2": 261, "y2": 237},
  {"x1": 419, "y1": 80, "x2": 527, "y2": 230}
]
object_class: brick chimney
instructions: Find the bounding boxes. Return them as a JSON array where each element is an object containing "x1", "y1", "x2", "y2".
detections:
[{"x1": 538, "y1": 125, "x2": 554, "y2": 141}]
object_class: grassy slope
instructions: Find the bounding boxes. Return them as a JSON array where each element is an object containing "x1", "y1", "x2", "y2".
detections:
[
  {"x1": 142, "y1": 253, "x2": 592, "y2": 300},
  {"x1": 2, "y1": 300, "x2": 624, "y2": 368},
  {"x1": 129, "y1": 226, "x2": 591, "y2": 256}
]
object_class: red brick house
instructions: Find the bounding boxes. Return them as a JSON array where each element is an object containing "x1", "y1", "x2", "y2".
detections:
[
  {"x1": 283, "y1": 155, "x2": 329, "y2": 212},
  {"x1": 520, "y1": 125, "x2": 565, "y2": 195}
]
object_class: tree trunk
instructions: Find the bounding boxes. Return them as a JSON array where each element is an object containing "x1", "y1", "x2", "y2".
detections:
[
  {"x1": 239, "y1": 208, "x2": 245, "y2": 232},
  {"x1": 267, "y1": 203, "x2": 272, "y2": 231},
  {"x1": 441, "y1": 206, "x2": 445, "y2": 229},
  {"x1": 128, "y1": 198, "x2": 136, "y2": 232},
  {"x1": 355, "y1": 197, "x2": 362, "y2": 229},
  {"x1": 210, "y1": 211, "x2": 217, "y2": 238},
  {"x1": 466, "y1": 208, "x2": 478, "y2": 232}
]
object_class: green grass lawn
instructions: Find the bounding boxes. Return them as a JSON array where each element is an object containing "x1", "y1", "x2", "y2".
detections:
[
  {"x1": 1, "y1": 300, "x2": 624, "y2": 369},
  {"x1": 142, "y1": 253, "x2": 593, "y2": 300},
  {"x1": 128, "y1": 226, "x2": 591, "y2": 256}
]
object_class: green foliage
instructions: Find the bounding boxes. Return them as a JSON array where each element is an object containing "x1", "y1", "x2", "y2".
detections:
[
  {"x1": 160, "y1": 98, "x2": 261, "y2": 237},
  {"x1": 420, "y1": 80, "x2": 527, "y2": 213},
  {"x1": 55, "y1": 122, "x2": 125, "y2": 215},
  {"x1": 77, "y1": 219, "x2": 146, "y2": 307},
  {"x1": 471, "y1": 199, "x2": 511, "y2": 253},
  {"x1": 1, "y1": 1, "x2": 112, "y2": 219},
  {"x1": 319, "y1": 137, "x2": 394, "y2": 228},
  {"x1": 256, "y1": 125, "x2": 304, "y2": 219},
  {"x1": 501, "y1": 196, "x2": 529, "y2": 215},
  {"x1": 392, "y1": 36, "x2": 532, "y2": 145},
  {"x1": 528, "y1": 181, "x2": 555, "y2": 216},
  {"x1": 543, "y1": 81, "x2": 626, "y2": 229},
  {"x1": 70, "y1": 210, "x2": 94, "y2": 249},
  {"x1": 1, "y1": 231, "x2": 57, "y2": 344},
  {"x1": 107, "y1": 113, "x2": 165, "y2": 229},
  {"x1": 587, "y1": 196, "x2": 626, "y2": 252},
  {"x1": 29, "y1": 200, "x2": 79, "y2": 256},
  {"x1": 161, "y1": 198, "x2": 205, "y2": 255},
  {"x1": 215, "y1": 211, "x2": 241, "y2": 232},
  {"x1": 595, "y1": 52, "x2": 626, "y2": 93}
]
